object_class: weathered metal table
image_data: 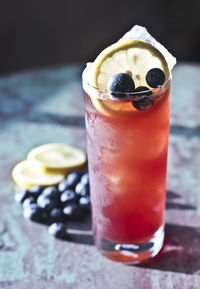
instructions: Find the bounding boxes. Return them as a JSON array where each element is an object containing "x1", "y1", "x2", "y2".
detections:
[{"x1": 0, "y1": 63, "x2": 200, "y2": 288}]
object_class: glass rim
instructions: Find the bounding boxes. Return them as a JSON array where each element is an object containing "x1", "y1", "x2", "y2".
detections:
[{"x1": 83, "y1": 77, "x2": 171, "y2": 101}]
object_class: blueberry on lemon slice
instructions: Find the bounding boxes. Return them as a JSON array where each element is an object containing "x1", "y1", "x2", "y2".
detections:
[
  {"x1": 107, "y1": 72, "x2": 135, "y2": 99},
  {"x1": 89, "y1": 39, "x2": 170, "y2": 115}
]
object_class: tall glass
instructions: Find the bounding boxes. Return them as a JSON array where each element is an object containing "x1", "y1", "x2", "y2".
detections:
[{"x1": 83, "y1": 71, "x2": 171, "y2": 263}]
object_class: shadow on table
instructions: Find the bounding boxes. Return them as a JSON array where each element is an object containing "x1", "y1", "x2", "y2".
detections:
[
  {"x1": 33, "y1": 113, "x2": 85, "y2": 128},
  {"x1": 170, "y1": 124, "x2": 200, "y2": 137},
  {"x1": 166, "y1": 190, "x2": 196, "y2": 210},
  {"x1": 138, "y1": 190, "x2": 199, "y2": 274},
  {"x1": 64, "y1": 220, "x2": 200, "y2": 275},
  {"x1": 140, "y1": 223, "x2": 200, "y2": 275},
  {"x1": 64, "y1": 214, "x2": 93, "y2": 246}
]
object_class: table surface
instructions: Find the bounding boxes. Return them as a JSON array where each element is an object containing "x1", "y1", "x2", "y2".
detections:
[{"x1": 0, "y1": 63, "x2": 200, "y2": 289}]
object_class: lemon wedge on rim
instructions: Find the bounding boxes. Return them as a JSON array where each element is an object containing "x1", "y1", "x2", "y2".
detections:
[
  {"x1": 90, "y1": 39, "x2": 170, "y2": 116},
  {"x1": 12, "y1": 160, "x2": 65, "y2": 189},
  {"x1": 27, "y1": 143, "x2": 86, "y2": 174}
]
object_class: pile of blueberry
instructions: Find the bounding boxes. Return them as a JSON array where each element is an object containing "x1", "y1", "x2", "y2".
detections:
[{"x1": 15, "y1": 170, "x2": 90, "y2": 239}]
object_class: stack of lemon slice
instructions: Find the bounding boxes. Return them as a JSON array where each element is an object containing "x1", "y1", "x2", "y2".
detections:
[{"x1": 12, "y1": 143, "x2": 86, "y2": 189}]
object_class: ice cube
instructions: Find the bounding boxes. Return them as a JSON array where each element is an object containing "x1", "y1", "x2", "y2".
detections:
[{"x1": 119, "y1": 25, "x2": 176, "y2": 71}]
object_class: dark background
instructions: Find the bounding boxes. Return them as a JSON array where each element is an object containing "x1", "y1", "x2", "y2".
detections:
[{"x1": 0, "y1": 0, "x2": 199, "y2": 75}]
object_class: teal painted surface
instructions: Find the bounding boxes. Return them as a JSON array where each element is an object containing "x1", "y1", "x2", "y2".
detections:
[
  {"x1": 0, "y1": 209, "x2": 30, "y2": 282},
  {"x1": 0, "y1": 63, "x2": 200, "y2": 288},
  {"x1": 34, "y1": 230, "x2": 57, "y2": 279}
]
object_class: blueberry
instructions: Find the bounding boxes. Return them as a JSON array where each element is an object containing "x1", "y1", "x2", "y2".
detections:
[
  {"x1": 15, "y1": 189, "x2": 30, "y2": 204},
  {"x1": 80, "y1": 172, "x2": 89, "y2": 186},
  {"x1": 49, "y1": 208, "x2": 64, "y2": 222},
  {"x1": 37, "y1": 194, "x2": 57, "y2": 211},
  {"x1": 132, "y1": 96, "x2": 154, "y2": 110},
  {"x1": 22, "y1": 197, "x2": 36, "y2": 209},
  {"x1": 132, "y1": 86, "x2": 154, "y2": 110},
  {"x1": 134, "y1": 86, "x2": 152, "y2": 96},
  {"x1": 75, "y1": 182, "x2": 90, "y2": 197},
  {"x1": 79, "y1": 196, "x2": 91, "y2": 212},
  {"x1": 23, "y1": 204, "x2": 47, "y2": 222},
  {"x1": 29, "y1": 186, "x2": 42, "y2": 198},
  {"x1": 58, "y1": 180, "x2": 71, "y2": 193},
  {"x1": 48, "y1": 222, "x2": 68, "y2": 239},
  {"x1": 63, "y1": 204, "x2": 82, "y2": 219},
  {"x1": 146, "y1": 68, "x2": 165, "y2": 88},
  {"x1": 60, "y1": 190, "x2": 77, "y2": 205},
  {"x1": 107, "y1": 73, "x2": 135, "y2": 99},
  {"x1": 66, "y1": 172, "x2": 80, "y2": 187},
  {"x1": 58, "y1": 173, "x2": 80, "y2": 192},
  {"x1": 41, "y1": 186, "x2": 58, "y2": 200}
]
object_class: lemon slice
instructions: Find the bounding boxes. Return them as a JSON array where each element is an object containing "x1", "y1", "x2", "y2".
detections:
[
  {"x1": 90, "y1": 39, "x2": 170, "y2": 116},
  {"x1": 12, "y1": 160, "x2": 65, "y2": 189},
  {"x1": 27, "y1": 143, "x2": 86, "y2": 174}
]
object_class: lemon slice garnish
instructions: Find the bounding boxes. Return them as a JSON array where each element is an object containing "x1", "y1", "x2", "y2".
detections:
[
  {"x1": 27, "y1": 143, "x2": 86, "y2": 174},
  {"x1": 12, "y1": 160, "x2": 65, "y2": 189},
  {"x1": 90, "y1": 39, "x2": 170, "y2": 116}
]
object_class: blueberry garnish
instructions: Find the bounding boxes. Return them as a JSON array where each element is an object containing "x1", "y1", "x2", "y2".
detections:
[
  {"x1": 48, "y1": 222, "x2": 68, "y2": 239},
  {"x1": 134, "y1": 86, "x2": 152, "y2": 96},
  {"x1": 133, "y1": 97, "x2": 154, "y2": 110},
  {"x1": 146, "y1": 68, "x2": 165, "y2": 88},
  {"x1": 107, "y1": 73, "x2": 135, "y2": 99},
  {"x1": 132, "y1": 86, "x2": 153, "y2": 110}
]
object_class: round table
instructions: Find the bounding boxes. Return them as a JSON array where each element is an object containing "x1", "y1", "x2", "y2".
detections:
[{"x1": 0, "y1": 63, "x2": 200, "y2": 288}]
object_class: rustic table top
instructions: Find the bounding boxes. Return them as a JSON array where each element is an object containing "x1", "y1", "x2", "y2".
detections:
[{"x1": 0, "y1": 63, "x2": 200, "y2": 289}]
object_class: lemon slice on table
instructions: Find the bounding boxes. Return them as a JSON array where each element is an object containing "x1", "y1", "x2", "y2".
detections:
[
  {"x1": 90, "y1": 39, "x2": 170, "y2": 116},
  {"x1": 12, "y1": 160, "x2": 65, "y2": 189},
  {"x1": 27, "y1": 143, "x2": 86, "y2": 174}
]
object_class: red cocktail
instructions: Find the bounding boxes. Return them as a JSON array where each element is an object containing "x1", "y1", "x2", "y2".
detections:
[
  {"x1": 82, "y1": 26, "x2": 175, "y2": 263},
  {"x1": 83, "y1": 80, "x2": 170, "y2": 263}
]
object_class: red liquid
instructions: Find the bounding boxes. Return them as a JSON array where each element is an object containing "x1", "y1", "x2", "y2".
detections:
[{"x1": 84, "y1": 82, "x2": 170, "y2": 246}]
